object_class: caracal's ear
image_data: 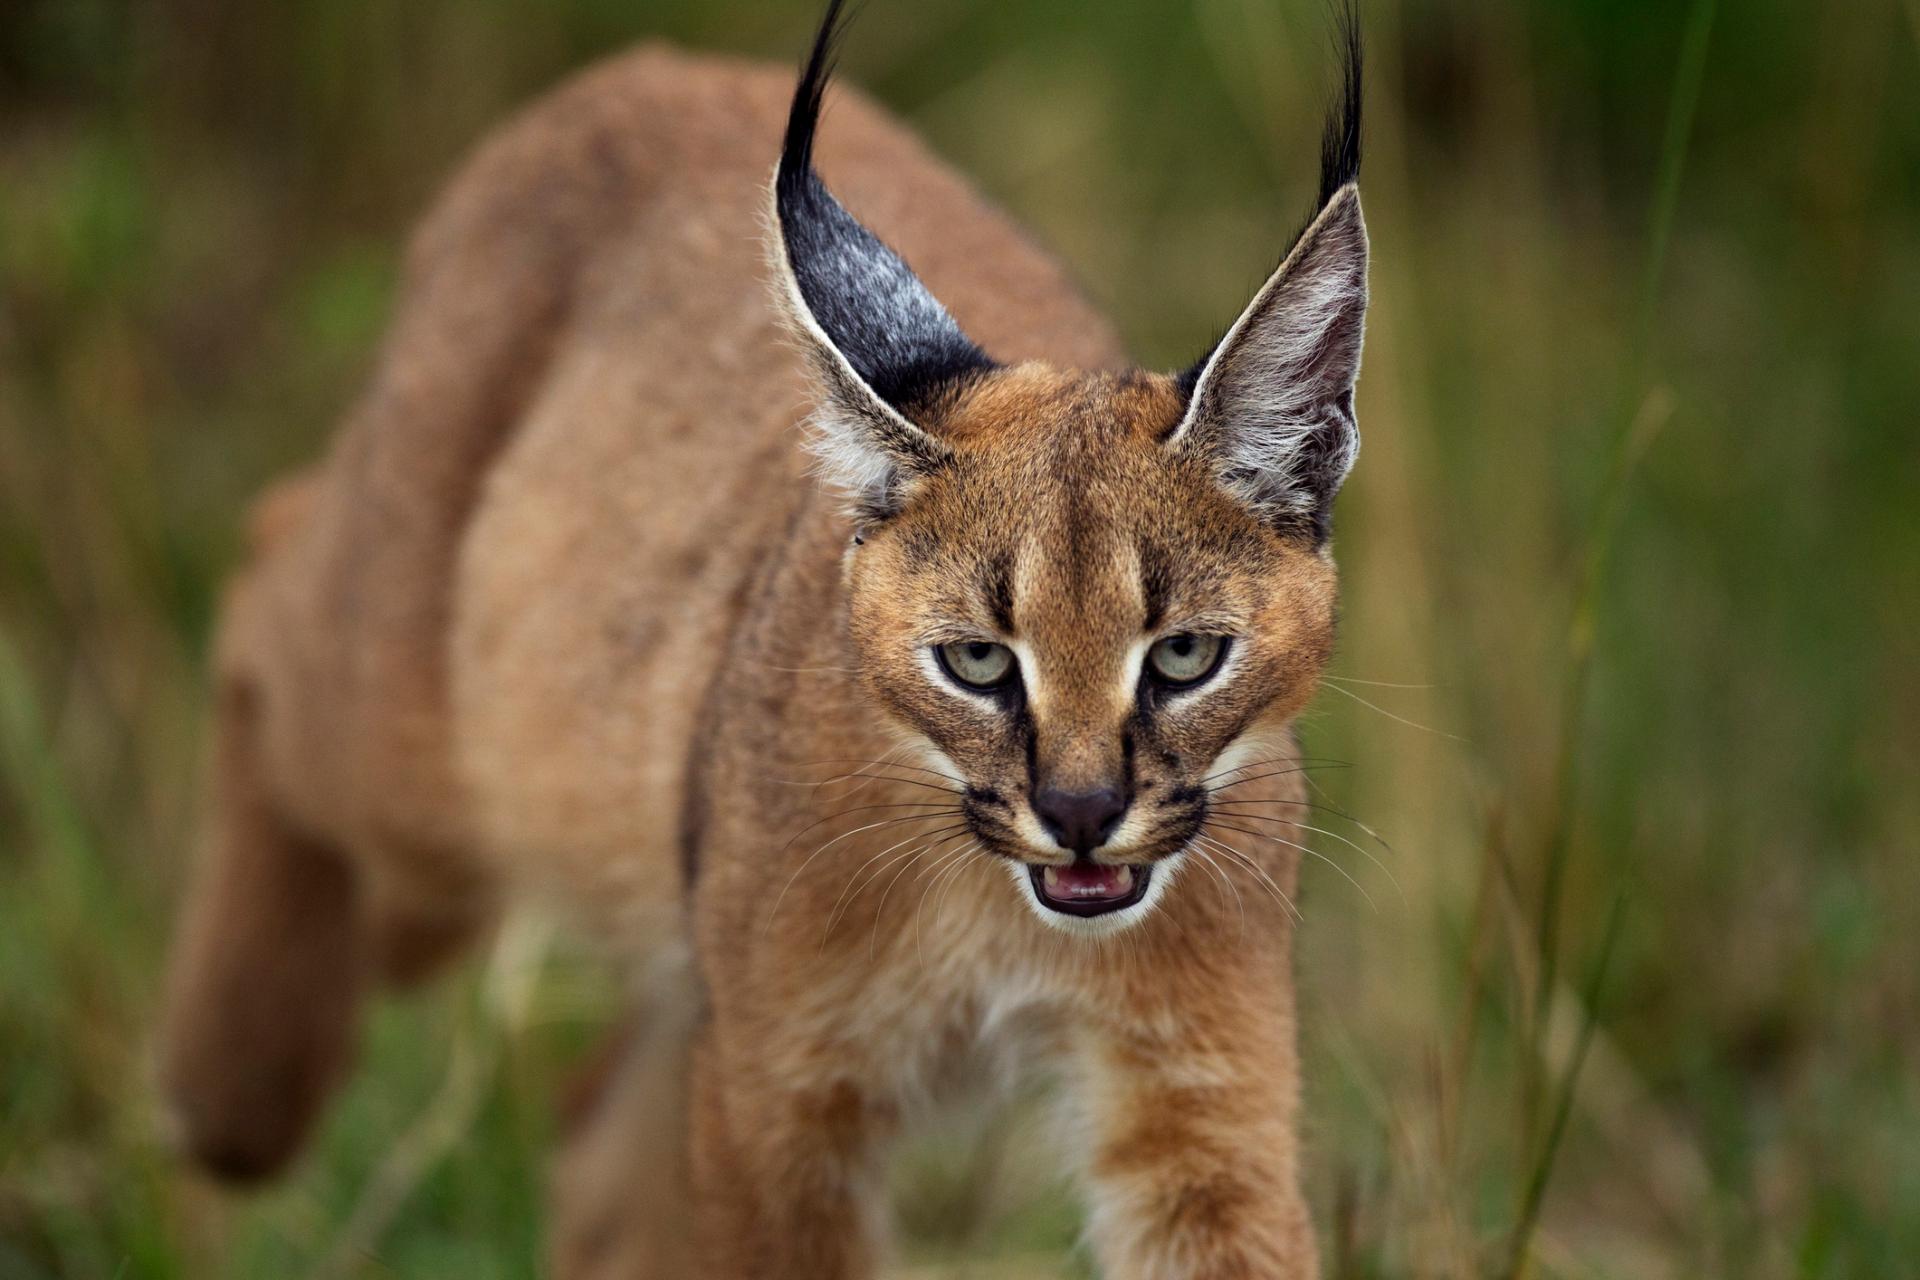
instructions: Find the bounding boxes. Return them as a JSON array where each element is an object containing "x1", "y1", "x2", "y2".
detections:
[
  {"x1": 1167, "y1": 11, "x2": 1368, "y2": 545},
  {"x1": 770, "y1": 0, "x2": 996, "y2": 524}
]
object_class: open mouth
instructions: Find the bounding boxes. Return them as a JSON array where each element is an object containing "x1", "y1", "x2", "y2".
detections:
[{"x1": 1027, "y1": 861, "x2": 1153, "y2": 917}]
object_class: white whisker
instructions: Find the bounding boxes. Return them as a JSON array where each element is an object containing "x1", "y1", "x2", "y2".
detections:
[
  {"x1": 1204, "y1": 809, "x2": 1402, "y2": 902},
  {"x1": 1323, "y1": 674, "x2": 1434, "y2": 690},
  {"x1": 1208, "y1": 820, "x2": 1377, "y2": 912},
  {"x1": 870, "y1": 832, "x2": 971, "y2": 962},
  {"x1": 763, "y1": 809, "x2": 959, "y2": 938},
  {"x1": 820, "y1": 824, "x2": 968, "y2": 945},
  {"x1": 1320, "y1": 680, "x2": 1464, "y2": 742},
  {"x1": 1190, "y1": 846, "x2": 1247, "y2": 942},
  {"x1": 914, "y1": 842, "x2": 982, "y2": 967},
  {"x1": 1195, "y1": 834, "x2": 1303, "y2": 923}
]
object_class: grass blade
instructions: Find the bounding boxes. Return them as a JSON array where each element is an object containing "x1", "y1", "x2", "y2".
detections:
[{"x1": 1505, "y1": 893, "x2": 1628, "y2": 1280}]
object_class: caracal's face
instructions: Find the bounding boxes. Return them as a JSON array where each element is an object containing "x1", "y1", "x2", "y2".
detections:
[{"x1": 846, "y1": 365, "x2": 1338, "y2": 934}]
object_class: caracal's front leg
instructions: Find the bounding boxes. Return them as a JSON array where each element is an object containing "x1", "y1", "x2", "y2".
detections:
[
  {"x1": 687, "y1": 1021, "x2": 895, "y2": 1280},
  {"x1": 1076, "y1": 977, "x2": 1318, "y2": 1279}
]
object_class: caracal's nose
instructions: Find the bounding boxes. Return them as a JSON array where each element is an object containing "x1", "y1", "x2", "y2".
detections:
[{"x1": 1033, "y1": 786, "x2": 1127, "y2": 856}]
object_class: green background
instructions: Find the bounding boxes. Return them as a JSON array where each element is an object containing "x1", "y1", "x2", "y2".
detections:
[{"x1": 2, "y1": 0, "x2": 1916, "y2": 1276}]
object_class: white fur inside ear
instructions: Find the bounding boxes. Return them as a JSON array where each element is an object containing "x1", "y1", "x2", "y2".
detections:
[
  {"x1": 1172, "y1": 186, "x2": 1369, "y2": 521},
  {"x1": 771, "y1": 235, "x2": 932, "y2": 513},
  {"x1": 804, "y1": 402, "x2": 900, "y2": 509}
]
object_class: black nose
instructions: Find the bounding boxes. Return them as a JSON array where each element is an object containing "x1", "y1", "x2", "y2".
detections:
[{"x1": 1033, "y1": 787, "x2": 1127, "y2": 855}]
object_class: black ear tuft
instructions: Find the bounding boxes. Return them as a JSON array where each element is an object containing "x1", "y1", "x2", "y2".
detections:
[
  {"x1": 776, "y1": 0, "x2": 850, "y2": 201},
  {"x1": 1178, "y1": 6, "x2": 1363, "y2": 400},
  {"x1": 775, "y1": 0, "x2": 996, "y2": 419},
  {"x1": 1165, "y1": 7, "x2": 1368, "y2": 543},
  {"x1": 1318, "y1": 1, "x2": 1363, "y2": 207}
]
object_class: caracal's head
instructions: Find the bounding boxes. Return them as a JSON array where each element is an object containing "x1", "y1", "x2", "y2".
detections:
[{"x1": 771, "y1": 1, "x2": 1368, "y2": 935}]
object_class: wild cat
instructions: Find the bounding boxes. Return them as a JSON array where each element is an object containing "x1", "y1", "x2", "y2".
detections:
[{"x1": 159, "y1": 1, "x2": 1369, "y2": 1276}]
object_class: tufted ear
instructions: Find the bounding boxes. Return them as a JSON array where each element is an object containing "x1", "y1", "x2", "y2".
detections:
[
  {"x1": 771, "y1": 0, "x2": 996, "y2": 524},
  {"x1": 1167, "y1": 16, "x2": 1367, "y2": 544}
]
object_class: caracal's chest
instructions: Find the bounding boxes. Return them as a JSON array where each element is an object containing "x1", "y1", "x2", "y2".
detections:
[{"x1": 796, "y1": 904, "x2": 1089, "y2": 1110}]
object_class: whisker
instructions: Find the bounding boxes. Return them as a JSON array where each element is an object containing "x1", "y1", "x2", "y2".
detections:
[
  {"x1": 775, "y1": 801, "x2": 961, "y2": 858},
  {"x1": 1206, "y1": 820, "x2": 1377, "y2": 912},
  {"x1": 1194, "y1": 834, "x2": 1302, "y2": 923},
  {"x1": 915, "y1": 842, "x2": 982, "y2": 967},
  {"x1": 782, "y1": 745, "x2": 923, "y2": 799},
  {"x1": 860, "y1": 836, "x2": 967, "y2": 955},
  {"x1": 1198, "y1": 759, "x2": 1351, "y2": 790},
  {"x1": 823, "y1": 843, "x2": 933, "y2": 949},
  {"x1": 763, "y1": 810, "x2": 960, "y2": 937},
  {"x1": 766, "y1": 772, "x2": 962, "y2": 797},
  {"x1": 779, "y1": 756, "x2": 965, "y2": 785},
  {"x1": 1208, "y1": 796, "x2": 1361, "y2": 821},
  {"x1": 1189, "y1": 846, "x2": 1247, "y2": 942},
  {"x1": 820, "y1": 822, "x2": 970, "y2": 943},
  {"x1": 932, "y1": 845, "x2": 986, "y2": 928},
  {"x1": 1323, "y1": 674, "x2": 1435, "y2": 690},
  {"x1": 864, "y1": 836, "x2": 975, "y2": 955},
  {"x1": 873, "y1": 832, "x2": 972, "y2": 962},
  {"x1": 1320, "y1": 681, "x2": 1465, "y2": 742},
  {"x1": 1203, "y1": 810, "x2": 1403, "y2": 902},
  {"x1": 1200, "y1": 757, "x2": 1353, "y2": 786},
  {"x1": 1204, "y1": 796, "x2": 1393, "y2": 852}
]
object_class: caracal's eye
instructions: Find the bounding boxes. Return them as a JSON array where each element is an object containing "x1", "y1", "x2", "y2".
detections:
[
  {"x1": 1146, "y1": 634, "x2": 1229, "y2": 687},
  {"x1": 936, "y1": 640, "x2": 1016, "y2": 691}
]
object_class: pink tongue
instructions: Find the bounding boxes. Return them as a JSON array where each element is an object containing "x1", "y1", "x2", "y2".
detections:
[{"x1": 1048, "y1": 863, "x2": 1132, "y2": 899}]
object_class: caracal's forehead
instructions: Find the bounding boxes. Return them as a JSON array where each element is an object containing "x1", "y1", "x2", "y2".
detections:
[{"x1": 877, "y1": 364, "x2": 1298, "y2": 665}]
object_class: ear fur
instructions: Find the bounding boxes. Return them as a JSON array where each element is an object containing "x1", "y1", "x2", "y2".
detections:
[
  {"x1": 1169, "y1": 10, "x2": 1368, "y2": 543},
  {"x1": 770, "y1": 0, "x2": 995, "y2": 522}
]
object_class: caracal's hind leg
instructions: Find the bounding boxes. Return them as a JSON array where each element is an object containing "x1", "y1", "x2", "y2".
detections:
[
  {"x1": 548, "y1": 970, "x2": 701, "y2": 1280},
  {"x1": 158, "y1": 678, "x2": 370, "y2": 1182}
]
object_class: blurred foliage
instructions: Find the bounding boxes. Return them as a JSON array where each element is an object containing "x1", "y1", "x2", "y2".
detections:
[{"x1": 2, "y1": 0, "x2": 1918, "y2": 1277}]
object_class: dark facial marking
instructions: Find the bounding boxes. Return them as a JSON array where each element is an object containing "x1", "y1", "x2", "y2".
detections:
[
  {"x1": 1138, "y1": 537, "x2": 1175, "y2": 633},
  {"x1": 983, "y1": 550, "x2": 1015, "y2": 634},
  {"x1": 898, "y1": 524, "x2": 938, "y2": 571}
]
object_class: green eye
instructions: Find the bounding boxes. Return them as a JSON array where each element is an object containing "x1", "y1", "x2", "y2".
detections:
[
  {"x1": 1147, "y1": 634, "x2": 1228, "y2": 687},
  {"x1": 936, "y1": 640, "x2": 1016, "y2": 691}
]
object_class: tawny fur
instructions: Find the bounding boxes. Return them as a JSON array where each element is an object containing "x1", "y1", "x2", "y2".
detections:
[{"x1": 161, "y1": 41, "x2": 1352, "y2": 1280}]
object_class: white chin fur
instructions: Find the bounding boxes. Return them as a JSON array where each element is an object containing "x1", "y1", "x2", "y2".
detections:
[{"x1": 1005, "y1": 851, "x2": 1185, "y2": 937}]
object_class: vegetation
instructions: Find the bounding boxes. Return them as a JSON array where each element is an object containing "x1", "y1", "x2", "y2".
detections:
[{"x1": 3, "y1": 0, "x2": 1916, "y2": 1275}]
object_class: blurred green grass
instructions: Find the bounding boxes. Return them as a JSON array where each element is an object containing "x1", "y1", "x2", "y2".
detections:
[{"x1": 2, "y1": 0, "x2": 1917, "y2": 1276}]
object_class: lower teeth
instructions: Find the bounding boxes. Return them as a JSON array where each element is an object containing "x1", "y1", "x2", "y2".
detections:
[{"x1": 1042, "y1": 866, "x2": 1133, "y2": 898}]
